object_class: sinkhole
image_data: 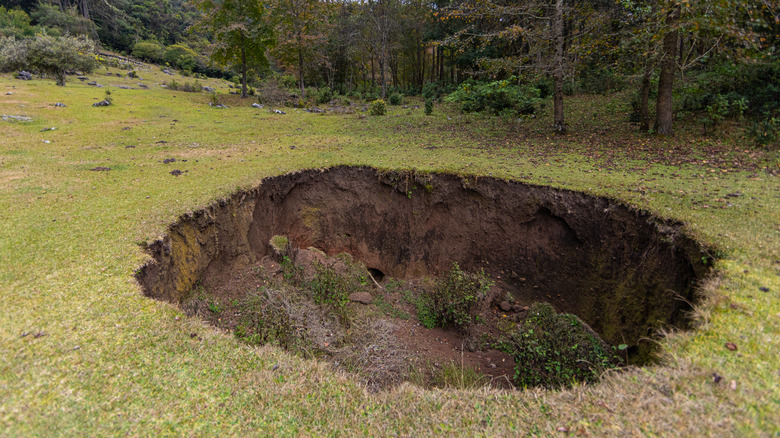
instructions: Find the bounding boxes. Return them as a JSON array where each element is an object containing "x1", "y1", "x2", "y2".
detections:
[{"x1": 136, "y1": 166, "x2": 712, "y2": 389}]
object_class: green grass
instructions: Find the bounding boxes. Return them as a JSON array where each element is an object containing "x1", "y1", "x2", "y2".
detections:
[{"x1": 1, "y1": 64, "x2": 778, "y2": 436}]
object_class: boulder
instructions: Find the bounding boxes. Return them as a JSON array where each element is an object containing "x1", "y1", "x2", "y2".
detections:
[
  {"x1": 92, "y1": 100, "x2": 111, "y2": 107},
  {"x1": 202, "y1": 86, "x2": 215, "y2": 93},
  {"x1": 17, "y1": 71, "x2": 32, "y2": 80},
  {"x1": 251, "y1": 103, "x2": 263, "y2": 109},
  {"x1": 348, "y1": 292, "x2": 374, "y2": 305}
]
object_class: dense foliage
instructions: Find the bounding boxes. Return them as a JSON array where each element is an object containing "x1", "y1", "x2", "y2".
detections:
[
  {"x1": 498, "y1": 302, "x2": 622, "y2": 388},
  {"x1": 0, "y1": 33, "x2": 97, "y2": 85},
  {"x1": 0, "y1": 0, "x2": 776, "y2": 143}
]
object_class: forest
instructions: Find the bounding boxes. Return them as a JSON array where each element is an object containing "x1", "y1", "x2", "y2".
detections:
[{"x1": 1, "y1": 0, "x2": 777, "y2": 141}]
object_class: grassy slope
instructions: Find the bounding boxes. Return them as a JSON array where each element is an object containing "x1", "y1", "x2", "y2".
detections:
[{"x1": 0, "y1": 65, "x2": 778, "y2": 436}]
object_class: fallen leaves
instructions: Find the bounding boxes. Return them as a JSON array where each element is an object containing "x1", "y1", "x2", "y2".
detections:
[{"x1": 724, "y1": 342, "x2": 738, "y2": 351}]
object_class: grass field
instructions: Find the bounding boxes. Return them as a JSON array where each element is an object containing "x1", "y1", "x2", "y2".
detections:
[{"x1": 1, "y1": 63, "x2": 778, "y2": 436}]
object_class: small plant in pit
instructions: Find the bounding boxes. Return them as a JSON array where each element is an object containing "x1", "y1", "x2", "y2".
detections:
[
  {"x1": 496, "y1": 302, "x2": 621, "y2": 389},
  {"x1": 309, "y1": 262, "x2": 356, "y2": 324},
  {"x1": 234, "y1": 288, "x2": 300, "y2": 349},
  {"x1": 416, "y1": 262, "x2": 492, "y2": 329}
]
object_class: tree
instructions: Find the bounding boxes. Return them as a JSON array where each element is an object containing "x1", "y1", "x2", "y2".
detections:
[
  {"x1": 271, "y1": 0, "x2": 330, "y2": 98},
  {"x1": 193, "y1": 0, "x2": 275, "y2": 98},
  {"x1": 0, "y1": 34, "x2": 97, "y2": 86},
  {"x1": 441, "y1": 0, "x2": 612, "y2": 133}
]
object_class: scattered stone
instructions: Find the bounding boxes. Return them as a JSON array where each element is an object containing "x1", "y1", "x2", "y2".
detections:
[
  {"x1": 228, "y1": 84, "x2": 234, "y2": 88},
  {"x1": 307, "y1": 107, "x2": 324, "y2": 113},
  {"x1": 17, "y1": 71, "x2": 32, "y2": 80},
  {"x1": 162, "y1": 158, "x2": 176, "y2": 164},
  {"x1": 137, "y1": 83, "x2": 149, "y2": 89},
  {"x1": 116, "y1": 73, "x2": 123, "y2": 77},
  {"x1": 512, "y1": 304, "x2": 525, "y2": 313},
  {"x1": 499, "y1": 301, "x2": 512, "y2": 312},
  {"x1": 92, "y1": 100, "x2": 111, "y2": 107},
  {"x1": 125, "y1": 145, "x2": 136, "y2": 149},
  {"x1": 349, "y1": 292, "x2": 374, "y2": 305},
  {"x1": 162, "y1": 69, "x2": 174, "y2": 75},
  {"x1": 118, "y1": 85, "x2": 132, "y2": 89},
  {"x1": 128, "y1": 71, "x2": 138, "y2": 78},
  {"x1": 209, "y1": 102, "x2": 228, "y2": 109},
  {"x1": 90, "y1": 166, "x2": 111, "y2": 171},
  {"x1": 40, "y1": 127, "x2": 56, "y2": 132},
  {"x1": 43, "y1": 140, "x2": 51, "y2": 144},
  {"x1": 156, "y1": 140, "x2": 169, "y2": 144},
  {"x1": 54, "y1": 103, "x2": 66, "y2": 107},
  {"x1": 87, "y1": 81, "x2": 98, "y2": 86},
  {"x1": 203, "y1": 86, "x2": 215, "y2": 93},
  {"x1": 759, "y1": 286, "x2": 769, "y2": 292},
  {"x1": 251, "y1": 103, "x2": 263, "y2": 108},
  {"x1": 5, "y1": 92, "x2": 12, "y2": 95},
  {"x1": 1, "y1": 115, "x2": 33, "y2": 122},
  {"x1": 78, "y1": 76, "x2": 88, "y2": 81},
  {"x1": 170, "y1": 169, "x2": 183, "y2": 176},
  {"x1": 272, "y1": 109, "x2": 286, "y2": 115},
  {"x1": 229, "y1": 91, "x2": 239, "y2": 95}
]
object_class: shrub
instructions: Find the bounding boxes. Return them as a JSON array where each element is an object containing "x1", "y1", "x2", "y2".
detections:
[
  {"x1": 167, "y1": 79, "x2": 202, "y2": 93},
  {"x1": 163, "y1": 44, "x2": 199, "y2": 71},
  {"x1": 417, "y1": 263, "x2": 491, "y2": 329},
  {"x1": 424, "y1": 98, "x2": 434, "y2": 115},
  {"x1": 370, "y1": 99, "x2": 386, "y2": 116},
  {"x1": 388, "y1": 92, "x2": 402, "y2": 105},
  {"x1": 132, "y1": 41, "x2": 164, "y2": 63},
  {"x1": 497, "y1": 302, "x2": 621, "y2": 388},
  {"x1": 234, "y1": 288, "x2": 298, "y2": 348},
  {"x1": 316, "y1": 87, "x2": 333, "y2": 104},
  {"x1": 309, "y1": 263, "x2": 352, "y2": 309},
  {"x1": 445, "y1": 77, "x2": 542, "y2": 115}
]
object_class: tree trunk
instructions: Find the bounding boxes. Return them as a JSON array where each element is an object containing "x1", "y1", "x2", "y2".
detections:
[
  {"x1": 297, "y1": 31, "x2": 305, "y2": 99},
  {"x1": 655, "y1": 8, "x2": 679, "y2": 136},
  {"x1": 241, "y1": 48, "x2": 248, "y2": 98},
  {"x1": 80, "y1": 0, "x2": 89, "y2": 19},
  {"x1": 639, "y1": 62, "x2": 652, "y2": 132},
  {"x1": 552, "y1": 0, "x2": 565, "y2": 134},
  {"x1": 379, "y1": 50, "x2": 387, "y2": 99}
]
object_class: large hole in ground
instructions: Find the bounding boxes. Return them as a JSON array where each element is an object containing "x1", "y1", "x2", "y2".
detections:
[{"x1": 136, "y1": 166, "x2": 711, "y2": 390}]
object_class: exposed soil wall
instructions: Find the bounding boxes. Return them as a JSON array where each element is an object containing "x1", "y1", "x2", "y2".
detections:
[{"x1": 136, "y1": 166, "x2": 711, "y2": 347}]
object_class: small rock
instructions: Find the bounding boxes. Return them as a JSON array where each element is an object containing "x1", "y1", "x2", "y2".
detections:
[
  {"x1": 118, "y1": 85, "x2": 131, "y2": 90},
  {"x1": 87, "y1": 81, "x2": 98, "y2": 86},
  {"x1": 170, "y1": 169, "x2": 182, "y2": 176},
  {"x1": 251, "y1": 103, "x2": 263, "y2": 108},
  {"x1": 203, "y1": 86, "x2": 215, "y2": 93},
  {"x1": 5, "y1": 92, "x2": 12, "y2": 95},
  {"x1": 1, "y1": 115, "x2": 33, "y2": 122},
  {"x1": 78, "y1": 76, "x2": 88, "y2": 81},
  {"x1": 499, "y1": 300, "x2": 512, "y2": 312},
  {"x1": 162, "y1": 69, "x2": 174, "y2": 75},
  {"x1": 512, "y1": 304, "x2": 525, "y2": 312},
  {"x1": 712, "y1": 372, "x2": 722, "y2": 383},
  {"x1": 54, "y1": 102, "x2": 66, "y2": 107},
  {"x1": 307, "y1": 107, "x2": 324, "y2": 113},
  {"x1": 759, "y1": 287, "x2": 769, "y2": 292},
  {"x1": 17, "y1": 71, "x2": 32, "y2": 80},
  {"x1": 125, "y1": 145, "x2": 136, "y2": 148},
  {"x1": 92, "y1": 100, "x2": 111, "y2": 107},
  {"x1": 348, "y1": 292, "x2": 373, "y2": 304},
  {"x1": 162, "y1": 158, "x2": 176, "y2": 164},
  {"x1": 40, "y1": 127, "x2": 56, "y2": 132},
  {"x1": 725, "y1": 342, "x2": 738, "y2": 351},
  {"x1": 272, "y1": 109, "x2": 286, "y2": 115},
  {"x1": 90, "y1": 166, "x2": 111, "y2": 171},
  {"x1": 138, "y1": 83, "x2": 149, "y2": 89}
]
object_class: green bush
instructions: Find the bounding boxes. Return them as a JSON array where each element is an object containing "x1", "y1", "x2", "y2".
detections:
[
  {"x1": 445, "y1": 77, "x2": 542, "y2": 115},
  {"x1": 166, "y1": 79, "x2": 202, "y2": 93},
  {"x1": 132, "y1": 41, "x2": 164, "y2": 63},
  {"x1": 424, "y1": 98, "x2": 434, "y2": 115},
  {"x1": 417, "y1": 263, "x2": 491, "y2": 329},
  {"x1": 497, "y1": 302, "x2": 621, "y2": 388},
  {"x1": 317, "y1": 87, "x2": 333, "y2": 104},
  {"x1": 309, "y1": 263, "x2": 352, "y2": 308},
  {"x1": 370, "y1": 99, "x2": 386, "y2": 116},
  {"x1": 388, "y1": 93, "x2": 402, "y2": 105},
  {"x1": 234, "y1": 288, "x2": 297, "y2": 348},
  {"x1": 163, "y1": 44, "x2": 198, "y2": 71}
]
